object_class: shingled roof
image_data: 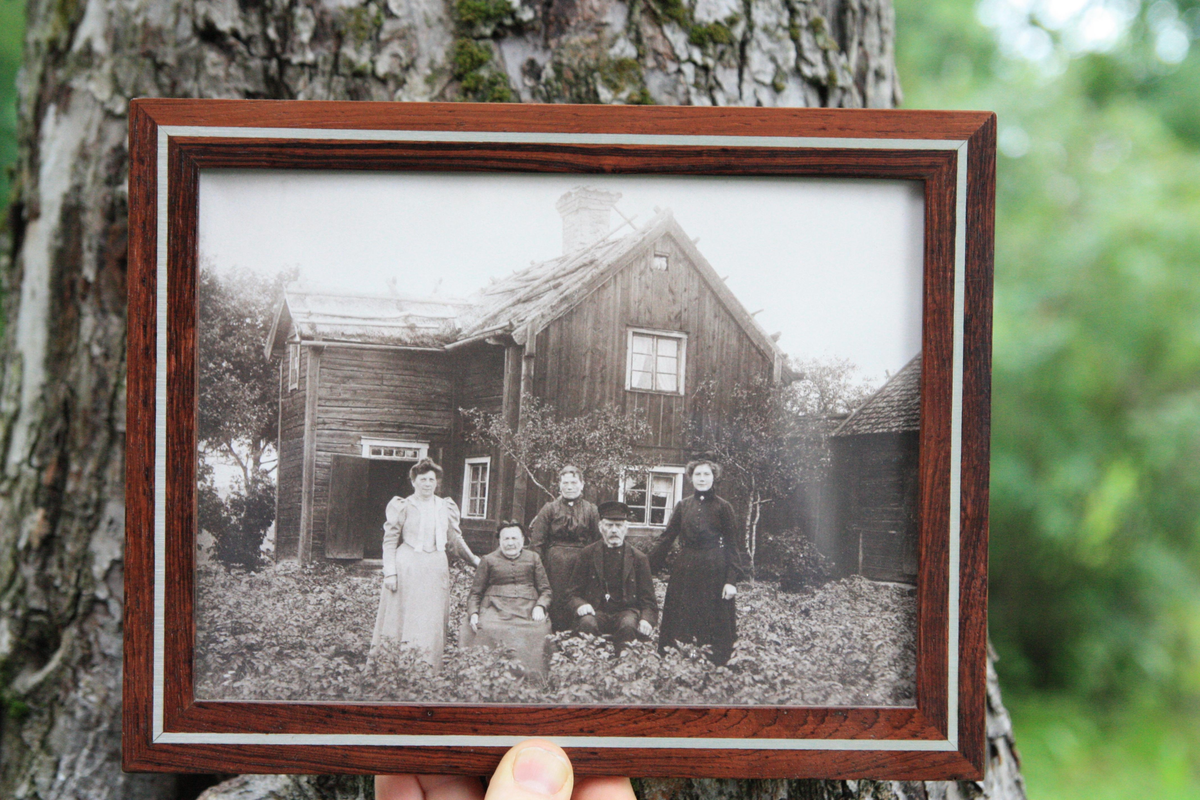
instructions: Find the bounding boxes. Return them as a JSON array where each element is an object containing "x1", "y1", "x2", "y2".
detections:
[
  {"x1": 264, "y1": 206, "x2": 786, "y2": 371},
  {"x1": 833, "y1": 354, "x2": 921, "y2": 436}
]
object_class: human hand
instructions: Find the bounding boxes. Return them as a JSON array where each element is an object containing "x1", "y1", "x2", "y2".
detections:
[
  {"x1": 576, "y1": 604, "x2": 595, "y2": 617},
  {"x1": 384, "y1": 575, "x2": 398, "y2": 592},
  {"x1": 637, "y1": 620, "x2": 653, "y2": 637},
  {"x1": 375, "y1": 739, "x2": 635, "y2": 800},
  {"x1": 532, "y1": 606, "x2": 546, "y2": 622},
  {"x1": 721, "y1": 583, "x2": 736, "y2": 600},
  {"x1": 470, "y1": 613, "x2": 480, "y2": 633}
]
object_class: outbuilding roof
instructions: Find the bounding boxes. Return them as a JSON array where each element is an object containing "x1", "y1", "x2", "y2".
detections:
[{"x1": 832, "y1": 354, "x2": 921, "y2": 436}]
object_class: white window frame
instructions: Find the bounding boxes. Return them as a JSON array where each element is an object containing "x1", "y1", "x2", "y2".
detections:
[
  {"x1": 625, "y1": 328, "x2": 687, "y2": 395},
  {"x1": 359, "y1": 439, "x2": 429, "y2": 461},
  {"x1": 618, "y1": 465, "x2": 686, "y2": 527},
  {"x1": 461, "y1": 457, "x2": 492, "y2": 519},
  {"x1": 287, "y1": 341, "x2": 300, "y2": 391}
]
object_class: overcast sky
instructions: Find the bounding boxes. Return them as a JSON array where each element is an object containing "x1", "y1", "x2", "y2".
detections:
[{"x1": 198, "y1": 169, "x2": 924, "y2": 385}]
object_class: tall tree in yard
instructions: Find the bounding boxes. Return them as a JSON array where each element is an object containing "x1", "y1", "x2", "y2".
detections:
[
  {"x1": 0, "y1": 2, "x2": 1021, "y2": 800},
  {"x1": 688, "y1": 376, "x2": 796, "y2": 571},
  {"x1": 196, "y1": 265, "x2": 293, "y2": 567}
]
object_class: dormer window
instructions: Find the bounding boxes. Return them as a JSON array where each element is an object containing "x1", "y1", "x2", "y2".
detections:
[{"x1": 626, "y1": 329, "x2": 686, "y2": 394}]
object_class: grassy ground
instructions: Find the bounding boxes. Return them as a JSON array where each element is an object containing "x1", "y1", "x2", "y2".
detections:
[
  {"x1": 1009, "y1": 693, "x2": 1200, "y2": 800},
  {"x1": 194, "y1": 559, "x2": 917, "y2": 706}
]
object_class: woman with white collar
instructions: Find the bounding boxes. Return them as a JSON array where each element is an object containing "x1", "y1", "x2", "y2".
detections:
[{"x1": 371, "y1": 457, "x2": 480, "y2": 670}]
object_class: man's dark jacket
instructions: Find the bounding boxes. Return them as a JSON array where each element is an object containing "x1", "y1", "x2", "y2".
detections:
[{"x1": 567, "y1": 540, "x2": 659, "y2": 627}]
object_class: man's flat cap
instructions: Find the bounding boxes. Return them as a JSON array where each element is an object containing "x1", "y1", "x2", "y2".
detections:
[{"x1": 597, "y1": 501, "x2": 631, "y2": 521}]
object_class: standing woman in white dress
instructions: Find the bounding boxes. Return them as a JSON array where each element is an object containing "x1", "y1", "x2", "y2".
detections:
[{"x1": 371, "y1": 458, "x2": 480, "y2": 670}]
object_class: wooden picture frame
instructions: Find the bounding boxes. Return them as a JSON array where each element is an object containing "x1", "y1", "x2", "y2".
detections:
[{"x1": 123, "y1": 99, "x2": 994, "y2": 779}]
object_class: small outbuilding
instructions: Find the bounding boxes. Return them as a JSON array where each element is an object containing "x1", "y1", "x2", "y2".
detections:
[{"x1": 822, "y1": 354, "x2": 920, "y2": 584}]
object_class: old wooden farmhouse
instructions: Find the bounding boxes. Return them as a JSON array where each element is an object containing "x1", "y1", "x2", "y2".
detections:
[{"x1": 264, "y1": 188, "x2": 789, "y2": 563}]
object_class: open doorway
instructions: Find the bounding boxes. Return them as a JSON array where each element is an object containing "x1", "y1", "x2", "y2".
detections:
[
  {"x1": 361, "y1": 460, "x2": 414, "y2": 559},
  {"x1": 325, "y1": 455, "x2": 416, "y2": 560}
]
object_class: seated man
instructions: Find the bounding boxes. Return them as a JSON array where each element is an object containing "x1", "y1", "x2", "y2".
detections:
[{"x1": 567, "y1": 501, "x2": 659, "y2": 651}]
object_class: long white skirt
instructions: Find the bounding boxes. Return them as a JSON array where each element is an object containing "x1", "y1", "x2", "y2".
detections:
[{"x1": 371, "y1": 545, "x2": 451, "y2": 670}]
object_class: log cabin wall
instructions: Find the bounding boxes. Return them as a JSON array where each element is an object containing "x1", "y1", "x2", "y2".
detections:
[
  {"x1": 451, "y1": 342, "x2": 507, "y2": 554},
  {"x1": 525, "y1": 230, "x2": 774, "y2": 523},
  {"x1": 275, "y1": 336, "x2": 308, "y2": 560},
  {"x1": 309, "y1": 346, "x2": 455, "y2": 559},
  {"x1": 828, "y1": 430, "x2": 919, "y2": 584}
]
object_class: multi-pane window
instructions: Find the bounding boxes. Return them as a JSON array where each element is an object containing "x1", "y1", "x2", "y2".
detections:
[
  {"x1": 287, "y1": 342, "x2": 300, "y2": 391},
  {"x1": 626, "y1": 329, "x2": 686, "y2": 394},
  {"x1": 462, "y1": 457, "x2": 491, "y2": 518},
  {"x1": 360, "y1": 439, "x2": 427, "y2": 461},
  {"x1": 621, "y1": 468, "x2": 684, "y2": 526}
]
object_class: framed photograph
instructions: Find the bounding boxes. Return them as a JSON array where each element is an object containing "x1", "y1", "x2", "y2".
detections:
[{"x1": 123, "y1": 100, "x2": 994, "y2": 779}]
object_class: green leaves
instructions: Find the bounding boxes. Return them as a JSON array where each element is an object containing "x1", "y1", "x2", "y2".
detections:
[{"x1": 895, "y1": 0, "x2": 1200, "y2": 702}]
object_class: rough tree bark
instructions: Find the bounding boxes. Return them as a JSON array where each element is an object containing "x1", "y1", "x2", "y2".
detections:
[{"x1": 0, "y1": 0, "x2": 1021, "y2": 798}]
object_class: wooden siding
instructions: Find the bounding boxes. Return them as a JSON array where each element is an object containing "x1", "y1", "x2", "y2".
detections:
[
  {"x1": 308, "y1": 347, "x2": 455, "y2": 559},
  {"x1": 450, "y1": 343, "x2": 506, "y2": 553},
  {"x1": 527, "y1": 230, "x2": 773, "y2": 514},
  {"x1": 275, "y1": 336, "x2": 307, "y2": 560},
  {"x1": 828, "y1": 431, "x2": 919, "y2": 583}
]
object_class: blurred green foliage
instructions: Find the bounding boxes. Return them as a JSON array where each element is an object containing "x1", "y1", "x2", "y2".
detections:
[
  {"x1": 897, "y1": 0, "x2": 1200, "y2": 706},
  {"x1": 895, "y1": 0, "x2": 1200, "y2": 794},
  {"x1": 1009, "y1": 693, "x2": 1200, "y2": 799},
  {"x1": 0, "y1": 0, "x2": 22, "y2": 217}
]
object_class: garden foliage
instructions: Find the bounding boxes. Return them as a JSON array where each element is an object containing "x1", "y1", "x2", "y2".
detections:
[{"x1": 195, "y1": 561, "x2": 915, "y2": 706}]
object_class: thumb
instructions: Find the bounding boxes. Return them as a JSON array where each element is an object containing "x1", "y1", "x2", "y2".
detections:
[{"x1": 485, "y1": 740, "x2": 573, "y2": 800}]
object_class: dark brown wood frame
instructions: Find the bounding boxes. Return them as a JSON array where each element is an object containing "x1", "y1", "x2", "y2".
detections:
[{"x1": 124, "y1": 100, "x2": 994, "y2": 780}]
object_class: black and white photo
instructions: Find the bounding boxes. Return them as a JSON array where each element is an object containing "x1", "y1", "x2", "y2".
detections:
[{"x1": 193, "y1": 170, "x2": 925, "y2": 707}]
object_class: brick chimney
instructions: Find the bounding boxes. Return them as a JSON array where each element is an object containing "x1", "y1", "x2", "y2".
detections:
[{"x1": 555, "y1": 187, "x2": 622, "y2": 254}]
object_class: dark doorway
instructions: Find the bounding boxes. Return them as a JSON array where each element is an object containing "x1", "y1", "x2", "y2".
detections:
[
  {"x1": 325, "y1": 456, "x2": 415, "y2": 560},
  {"x1": 362, "y1": 460, "x2": 414, "y2": 559}
]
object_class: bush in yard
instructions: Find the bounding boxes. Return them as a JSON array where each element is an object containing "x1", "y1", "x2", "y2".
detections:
[
  {"x1": 197, "y1": 461, "x2": 274, "y2": 570},
  {"x1": 754, "y1": 528, "x2": 834, "y2": 593}
]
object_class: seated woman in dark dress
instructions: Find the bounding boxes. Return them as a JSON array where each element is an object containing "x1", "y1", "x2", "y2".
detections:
[
  {"x1": 649, "y1": 459, "x2": 749, "y2": 665},
  {"x1": 461, "y1": 520, "x2": 553, "y2": 677}
]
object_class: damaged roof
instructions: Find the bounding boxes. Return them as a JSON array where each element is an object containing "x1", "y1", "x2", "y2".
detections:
[
  {"x1": 265, "y1": 208, "x2": 786, "y2": 370},
  {"x1": 833, "y1": 354, "x2": 922, "y2": 436},
  {"x1": 264, "y1": 289, "x2": 473, "y2": 358}
]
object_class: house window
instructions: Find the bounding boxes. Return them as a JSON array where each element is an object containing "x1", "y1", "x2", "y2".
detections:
[
  {"x1": 287, "y1": 343, "x2": 300, "y2": 391},
  {"x1": 462, "y1": 457, "x2": 491, "y2": 518},
  {"x1": 620, "y1": 467, "x2": 685, "y2": 526},
  {"x1": 652, "y1": 252, "x2": 669, "y2": 271},
  {"x1": 360, "y1": 439, "x2": 428, "y2": 461},
  {"x1": 626, "y1": 329, "x2": 686, "y2": 394}
]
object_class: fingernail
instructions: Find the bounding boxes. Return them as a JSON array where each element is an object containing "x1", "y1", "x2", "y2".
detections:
[{"x1": 512, "y1": 746, "x2": 570, "y2": 796}]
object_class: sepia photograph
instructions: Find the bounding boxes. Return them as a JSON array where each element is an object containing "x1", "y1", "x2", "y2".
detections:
[{"x1": 192, "y1": 168, "x2": 926, "y2": 707}]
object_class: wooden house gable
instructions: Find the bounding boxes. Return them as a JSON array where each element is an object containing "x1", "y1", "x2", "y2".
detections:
[{"x1": 530, "y1": 224, "x2": 776, "y2": 458}]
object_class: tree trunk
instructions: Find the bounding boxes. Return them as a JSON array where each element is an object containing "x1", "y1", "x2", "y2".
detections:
[{"x1": 0, "y1": 0, "x2": 1020, "y2": 799}]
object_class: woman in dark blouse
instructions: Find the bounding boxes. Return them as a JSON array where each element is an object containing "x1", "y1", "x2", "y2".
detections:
[
  {"x1": 461, "y1": 520, "x2": 553, "y2": 676},
  {"x1": 649, "y1": 459, "x2": 749, "y2": 665}
]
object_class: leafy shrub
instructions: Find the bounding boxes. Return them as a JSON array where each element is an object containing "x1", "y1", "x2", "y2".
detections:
[
  {"x1": 196, "y1": 461, "x2": 274, "y2": 570},
  {"x1": 195, "y1": 562, "x2": 915, "y2": 706},
  {"x1": 755, "y1": 528, "x2": 834, "y2": 593}
]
